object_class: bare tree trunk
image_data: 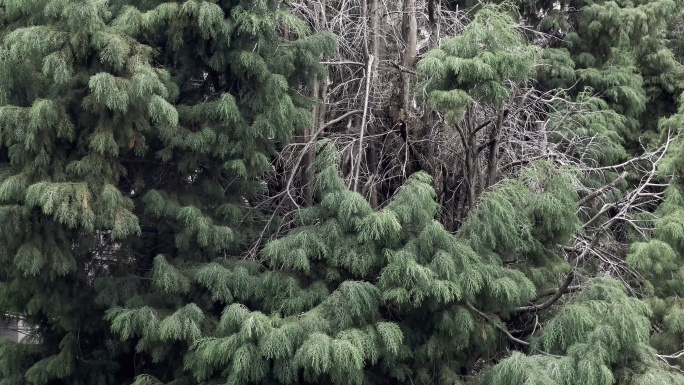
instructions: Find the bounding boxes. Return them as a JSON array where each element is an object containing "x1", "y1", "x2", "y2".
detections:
[
  {"x1": 486, "y1": 89, "x2": 516, "y2": 188},
  {"x1": 486, "y1": 106, "x2": 505, "y2": 188},
  {"x1": 352, "y1": 0, "x2": 372, "y2": 192},
  {"x1": 427, "y1": 0, "x2": 440, "y2": 48},
  {"x1": 400, "y1": 0, "x2": 417, "y2": 111},
  {"x1": 353, "y1": 55, "x2": 374, "y2": 192},
  {"x1": 301, "y1": 0, "x2": 328, "y2": 205},
  {"x1": 366, "y1": 0, "x2": 382, "y2": 207},
  {"x1": 370, "y1": 0, "x2": 381, "y2": 70},
  {"x1": 302, "y1": 79, "x2": 320, "y2": 205},
  {"x1": 457, "y1": 119, "x2": 477, "y2": 210}
]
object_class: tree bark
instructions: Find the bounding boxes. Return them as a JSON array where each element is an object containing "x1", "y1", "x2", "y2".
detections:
[
  {"x1": 301, "y1": 0, "x2": 327, "y2": 205},
  {"x1": 400, "y1": 0, "x2": 417, "y2": 111},
  {"x1": 486, "y1": 106, "x2": 506, "y2": 188}
]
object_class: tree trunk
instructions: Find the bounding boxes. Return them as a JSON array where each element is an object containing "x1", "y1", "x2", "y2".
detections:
[
  {"x1": 486, "y1": 106, "x2": 505, "y2": 188},
  {"x1": 400, "y1": 0, "x2": 417, "y2": 111},
  {"x1": 301, "y1": 0, "x2": 327, "y2": 205}
]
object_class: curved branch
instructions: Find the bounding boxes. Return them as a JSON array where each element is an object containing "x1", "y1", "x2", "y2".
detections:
[
  {"x1": 466, "y1": 302, "x2": 530, "y2": 346},
  {"x1": 514, "y1": 271, "x2": 575, "y2": 314},
  {"x1": 658, "y1": 350, "x2": 684, "y2": 360}
]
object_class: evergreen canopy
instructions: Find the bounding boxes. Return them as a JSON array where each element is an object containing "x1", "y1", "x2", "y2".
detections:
[{"x1": 2, "y1": 0, "x2": 684, "y2": 384}]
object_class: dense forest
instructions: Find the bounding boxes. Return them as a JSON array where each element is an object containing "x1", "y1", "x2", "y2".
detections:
[{"x1": 3, "y1": 0, "x2": 684, "y2": 383}]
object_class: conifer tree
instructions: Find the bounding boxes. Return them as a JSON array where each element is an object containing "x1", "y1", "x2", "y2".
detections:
[
  {"x1": 533, "y1": 0, "x2": 683, "y2": 140},
  {"x1": 151, "y1": 140, "x2": 583, "y2": 384},
  {"x1": 0, "y1": 0, "x2": 333, "y2": 383}
]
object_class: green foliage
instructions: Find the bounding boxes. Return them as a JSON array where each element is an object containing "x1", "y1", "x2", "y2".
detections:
[
  {"x1": 418, "y1": 3, "x2": 536, "y2": 121},
  {"x1": 0, "y1": 0, "x2": 334, "y2": 383},
  {"x1": 1, "y1": 0, "x2": 684, "y2": 384},
  {"x1": 487, "y1": 278, "x2": 656, "y2": 385},
  {"x1": 627, "y1": 240, "x2": 678, "y2": 276},
  {"x1": 159, "y1": 147, "x2": 586, "y2": 384}
]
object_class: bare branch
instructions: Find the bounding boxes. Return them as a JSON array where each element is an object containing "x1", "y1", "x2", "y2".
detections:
[
  {"x1": 577, "y1": 171, "x2": 628, "y2": 206},
  {"x1": 659, "y1": 351, "x2": 684, "y2": 360}
]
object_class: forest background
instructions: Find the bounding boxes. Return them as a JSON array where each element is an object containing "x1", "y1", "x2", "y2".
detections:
[{"x1": 3, "y1": 0, "x2": 684, "y2": 384}]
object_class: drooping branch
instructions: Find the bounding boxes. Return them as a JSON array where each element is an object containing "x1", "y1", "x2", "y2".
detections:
[
  {"x1": 466, "y1": 302, "x2": 530, "y2": 346},
  {"x1": 514, "y1": 271, "x2": 575, "y2": 314}
]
